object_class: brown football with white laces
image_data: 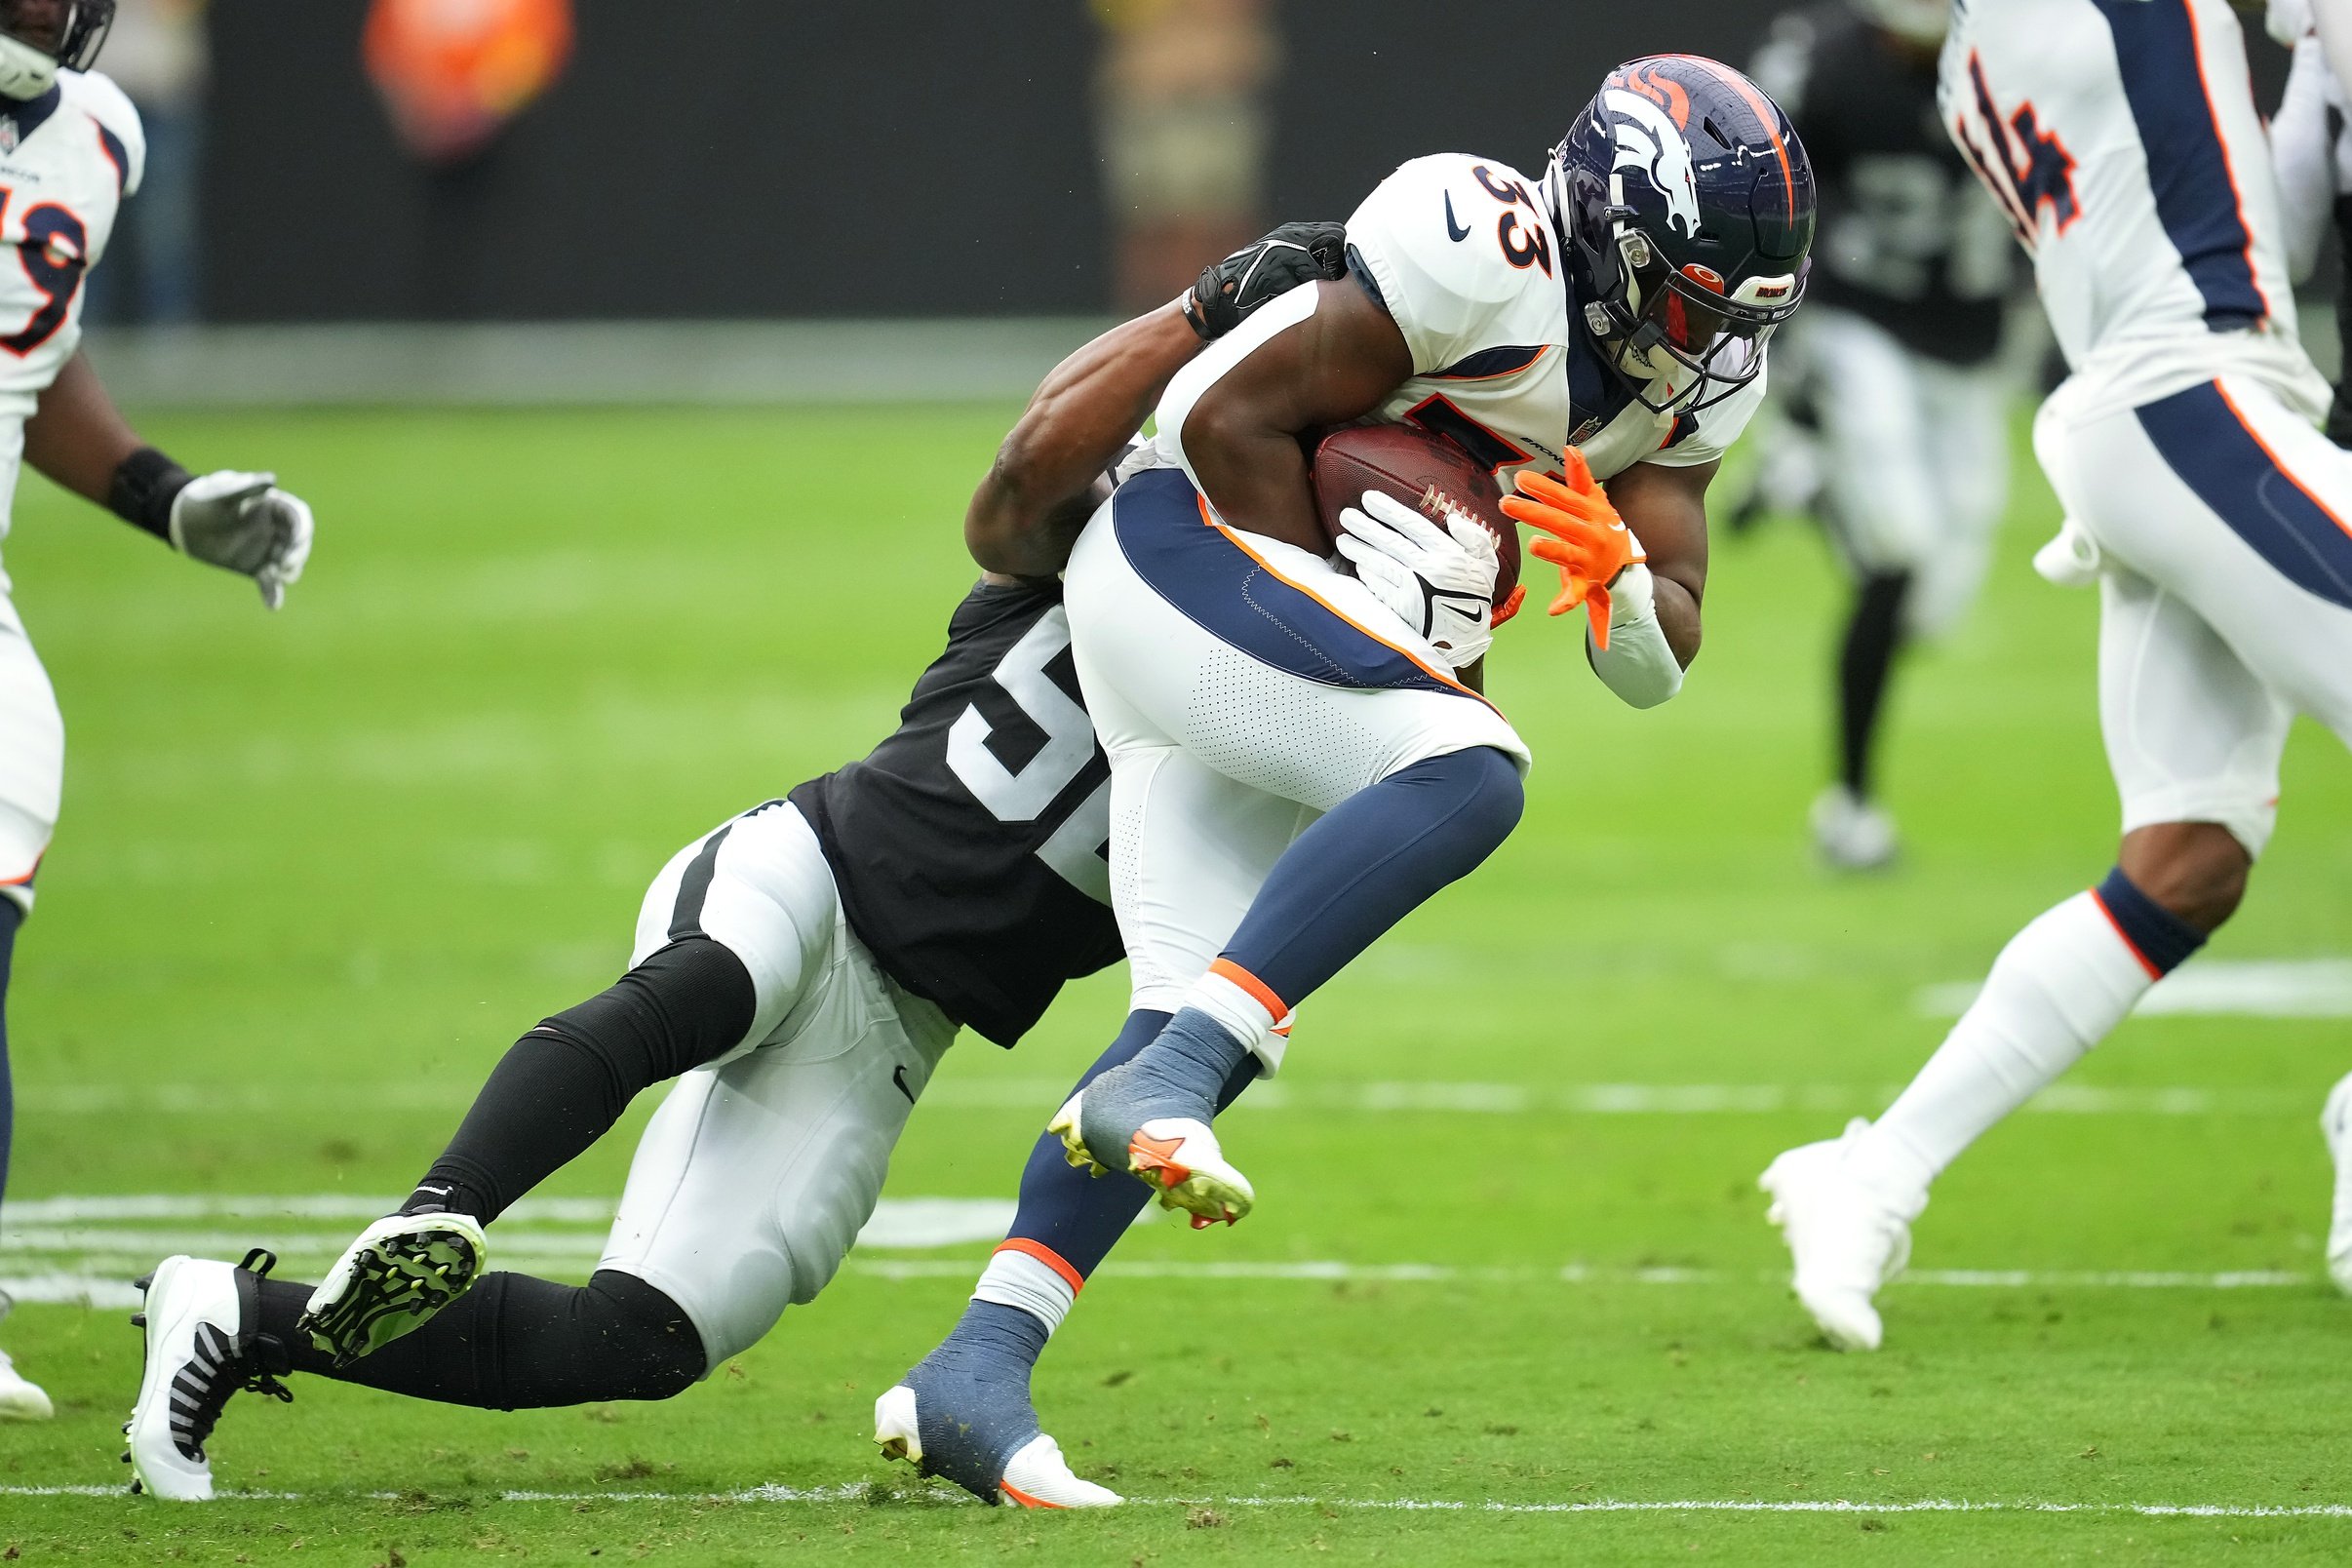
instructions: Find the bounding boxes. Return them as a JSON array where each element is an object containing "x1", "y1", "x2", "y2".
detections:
[{"x1": 1310, "y1": 423, "x2": 1521, "y2": 608}]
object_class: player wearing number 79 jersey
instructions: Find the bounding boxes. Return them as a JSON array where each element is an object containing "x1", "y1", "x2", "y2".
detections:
[{"x1": 0, "y1": 0, "x2": 312, "y2": 1424}]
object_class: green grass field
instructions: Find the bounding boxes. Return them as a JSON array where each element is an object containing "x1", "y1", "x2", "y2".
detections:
[{"x1": 2, "y1": 403, "x2": 2351, "y2": 1563}]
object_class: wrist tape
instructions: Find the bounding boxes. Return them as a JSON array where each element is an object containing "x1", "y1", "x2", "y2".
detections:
[{"x1": 108, "y1": 447, "x2": 193, "y2": 542}]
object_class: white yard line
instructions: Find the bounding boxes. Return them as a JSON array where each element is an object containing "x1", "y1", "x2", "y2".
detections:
[
  {"x1": 8, "y1": 1258, "x2": 2321, "y2": 1311},
  {"x1": 3, "y1": 1482, "x2": 2347, "y2": 1518},
  {"x1": 11, "y1": 1080, "x2": 2321, "y2": 1116}
]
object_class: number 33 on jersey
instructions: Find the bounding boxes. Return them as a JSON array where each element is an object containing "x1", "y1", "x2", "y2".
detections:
[{"x1": 0, "y1": 68, "x2": 140, "y2": 414}]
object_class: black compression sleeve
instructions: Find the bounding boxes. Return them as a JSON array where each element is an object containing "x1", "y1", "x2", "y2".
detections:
[
  {"x1": 402, "y1": 937, "x2": 758, "y2": 1224},
  {"x1": 107, "y1": 447, "x2": 194, "y2": 541},
  {"x1": 256, "y1": 1269, "x2": 705, "y2": 1407}
]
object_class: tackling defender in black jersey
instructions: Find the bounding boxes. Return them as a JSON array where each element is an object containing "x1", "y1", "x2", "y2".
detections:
[
  {"x1": 117, "y1": 223, "x2": 1345, "y2": 1504},
  {"x1": 1746, "y1": 0, "x2": 2027, "y2": 869}
]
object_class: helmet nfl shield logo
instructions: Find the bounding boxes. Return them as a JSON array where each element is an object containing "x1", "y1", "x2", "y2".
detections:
[{"x1": 1550, "y1": 56, "x2": 1818, "y2": 414}]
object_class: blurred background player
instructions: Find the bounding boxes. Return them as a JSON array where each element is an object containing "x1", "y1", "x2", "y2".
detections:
[
  {"x1": 117, "y1": 228, "x2": 1340, "y2": 1504},
  {"x1": 0, "y1": 0, "x2": 312, "y2": 1420},
  {"x1": 882, "y1": 56, "x2": 1816, "y2": 1506},
  {"x1": 1762, "y1": 0, "x2": 2352, "y2": 1351},
  {"x1": 1747, "y1": 0, "x2": 2026, "y2": 870}
]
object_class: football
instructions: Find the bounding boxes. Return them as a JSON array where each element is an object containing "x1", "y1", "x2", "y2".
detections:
[{"x1": 1310, "y1": 423, "x2": 1521, "y2": 608}]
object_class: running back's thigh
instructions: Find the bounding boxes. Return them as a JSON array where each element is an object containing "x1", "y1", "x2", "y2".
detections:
[
  {"x1": 0, "y1": 607, "x2": 61, "y2": 911},
  {"x1": 598, "y1": 926, "x2": 957, "y2": 1368},
  {"x1": 1066, "y1": 469, "x2": 1528, "y2": 815},
  {"x1": 631, "y1": 799, "x2": 839, "y2": 1055},
  {"x1": 2047, "y1": 373, "x2": 2352, "y2": 747},
  {"x1": 1111, "y1": 743, "x2": 1317, "y2": 1019}
]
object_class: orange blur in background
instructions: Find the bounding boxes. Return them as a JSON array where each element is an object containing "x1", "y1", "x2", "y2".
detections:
[{"x1": 364, "y1": 0, "x2": 575, "y2": 165}]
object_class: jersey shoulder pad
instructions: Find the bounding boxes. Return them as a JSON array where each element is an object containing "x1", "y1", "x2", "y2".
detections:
[
  {"x1": 1346, "y1": 153, "x2": 1565, "y2": 374},
  {"x1": 1648, "y1": 349, "x2": 1770, "y2": 470},
  {"x1": 60, "y1": 69, "x2": 144, "y2": 196}
]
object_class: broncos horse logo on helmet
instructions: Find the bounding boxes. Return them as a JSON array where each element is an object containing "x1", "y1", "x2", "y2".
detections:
[
  {"x1": 0, "y1": 0, "x2": 113, "y2": 101},
  {"x1": 1548, "y1": 55, "x2": 1817, "y2": 415}
]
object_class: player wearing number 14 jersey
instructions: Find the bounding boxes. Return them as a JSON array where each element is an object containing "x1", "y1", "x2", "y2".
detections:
[
  {"x1": 1762, "y1": 0, "x2": 2352, "y2": 1352},
  {"x1": 0, "y1": 0, "x2": 311, "y2": 1423}
]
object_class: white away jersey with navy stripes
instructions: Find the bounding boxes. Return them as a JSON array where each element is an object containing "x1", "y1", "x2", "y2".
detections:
[
  {"x1": 0, "y1": 68, "x2": 142, "y2": 586},
  {"x1": 1940, "y1": 0, "x2": 2325, "y2": 412}
]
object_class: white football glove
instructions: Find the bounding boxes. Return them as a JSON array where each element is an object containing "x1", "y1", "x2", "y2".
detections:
[
  {"x1": 1333, "y1": 489, "x2": 1500, "y2": 668},
  {"x1": 169, "y1": 470, "x2": 315, "y2": 610}
]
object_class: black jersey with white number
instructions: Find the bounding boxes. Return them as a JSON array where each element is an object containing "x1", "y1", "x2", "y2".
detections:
[
  {"x1": 1752, "y1": 3, "x2": 2016, "y2": 365},
  {"x1": 789, "y1": 579, "x2": 1118, "y2": 1048}
]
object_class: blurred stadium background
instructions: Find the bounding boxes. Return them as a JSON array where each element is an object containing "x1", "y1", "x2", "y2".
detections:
[
  {"x1": 89, "y1": 0, "x2": 2319, "y2": 400},
  {"x1": 12, "y1": 2, "x2": 2352, "y2": 1558}
]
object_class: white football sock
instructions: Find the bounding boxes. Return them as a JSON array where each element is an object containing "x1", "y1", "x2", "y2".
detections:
[{"x1": 1850, "y1": 890, "x2": 2155, "y2": 1211}]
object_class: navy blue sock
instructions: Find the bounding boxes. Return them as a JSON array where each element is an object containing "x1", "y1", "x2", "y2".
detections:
[
  {"x1": 1221, "y1": 746, "x2": 1522, "y2": 1006},
  {"x1": 899, "y1": 1301, "x2": 1052, "y2": 1498},
  {"x1": 1075, "y1": 1007, "x2": 1252, "y2": 1167},
  {"x1": 0, "y1": 898, "x2": 18, "y2": 1222},
  {"x1": 2094, "y1": 866, "x2": 2208, "y2": 975}
]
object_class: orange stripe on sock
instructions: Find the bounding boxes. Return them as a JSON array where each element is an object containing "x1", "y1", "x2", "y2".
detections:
[
  {"x1": 2089, "y1": 888, "x2": 2162, "y2": 981},
  {"x1": 2, "y1": 850, "x2": 42, "y2": 886},
  {"x1": 1209, "y1": 958, "x2": 1290, "y2": 1028},
  {"x1": 993, "y1": 1237, "x2": 1085, "y2": 1296}
]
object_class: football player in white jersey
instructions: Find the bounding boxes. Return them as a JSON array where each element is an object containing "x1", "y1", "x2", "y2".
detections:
[
  {"x1": 1762, "y1": 0, "x2": 2352, "y2": 1351},
  {"x1": 0, "y1": 0, "x2": 313, "y2": 1419},
  {"x1": 881, "y1": 57, "x2": 1817, "y2": 1505}
]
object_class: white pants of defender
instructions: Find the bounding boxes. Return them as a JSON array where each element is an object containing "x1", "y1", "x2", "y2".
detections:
[
  {"x1": 1063, "y1": 503, "x2": 1528, "y2": 1075},
  {"x1": 595, "y1": 801, "x2": 957, "y2": 1369},
  {"x1": 0, "y1": 593, "x2": 61, "y2": 917},
  {"x1": 1786, "y1": 307, "x2": 2012, "y2": 639},
  {"x1": 2034, "y1": 371, "x2": 2352, "y2": 860}
]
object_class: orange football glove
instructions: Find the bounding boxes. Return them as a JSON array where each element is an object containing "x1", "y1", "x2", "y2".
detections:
[{"x1": 1498, "y1": 451, "x2": 1644, "y2": 650}]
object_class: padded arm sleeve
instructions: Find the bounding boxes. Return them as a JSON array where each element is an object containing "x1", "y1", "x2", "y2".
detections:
[{"x1": 1584, "y1": 563, "x2": 1683, "y2": 709}]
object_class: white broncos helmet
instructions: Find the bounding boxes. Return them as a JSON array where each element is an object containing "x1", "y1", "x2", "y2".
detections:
[
  {"x1": 0, "y1": 0, "x2": 113, "y2": 101},
  {"x1": 1855, "y1": 0, "x2": 1949, "y2": 45}
]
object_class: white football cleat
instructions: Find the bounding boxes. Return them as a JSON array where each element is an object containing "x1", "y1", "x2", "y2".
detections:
[
  {"x1": 874, "y1": 1383, "x2": 1121, "y2": 1509},
  {"x1": 0, "y1": 1292, "x2": 52, "y2": 1420},
  {"x1": 0, "y1": 1345, "x2": 52, "y2": 1421},
  {"x1": 299, "y1": 1210, "x2": 487, "y2": 1365},
  {"x1": 1811, "y1": 785, "x2": 1900, "y2": 874},
  {"x1": 1049, "y1": 1092, "x2": 1254, "y2": 1229},
  {"x1": 1760, "y1": 1120, "x2": 1917, "y2": 1352},
  {"x1": 126, "y1": 1252, "x2": 293, "y2": 1501},
  {"x1": 2322, "y1": 1073, "x2": 2352, "y2": 1294}
]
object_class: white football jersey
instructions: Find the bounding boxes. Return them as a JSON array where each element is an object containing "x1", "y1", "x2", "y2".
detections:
[
  {"x1": 1342, "y1": 154, "x2": 1766, "y2": 488},
  {"x1": 1940, "y1": 0, "x2": 2326, "y2": 412},
  {"x1": 0, "y1": 68, "x2": 143, "y2": 570}
]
